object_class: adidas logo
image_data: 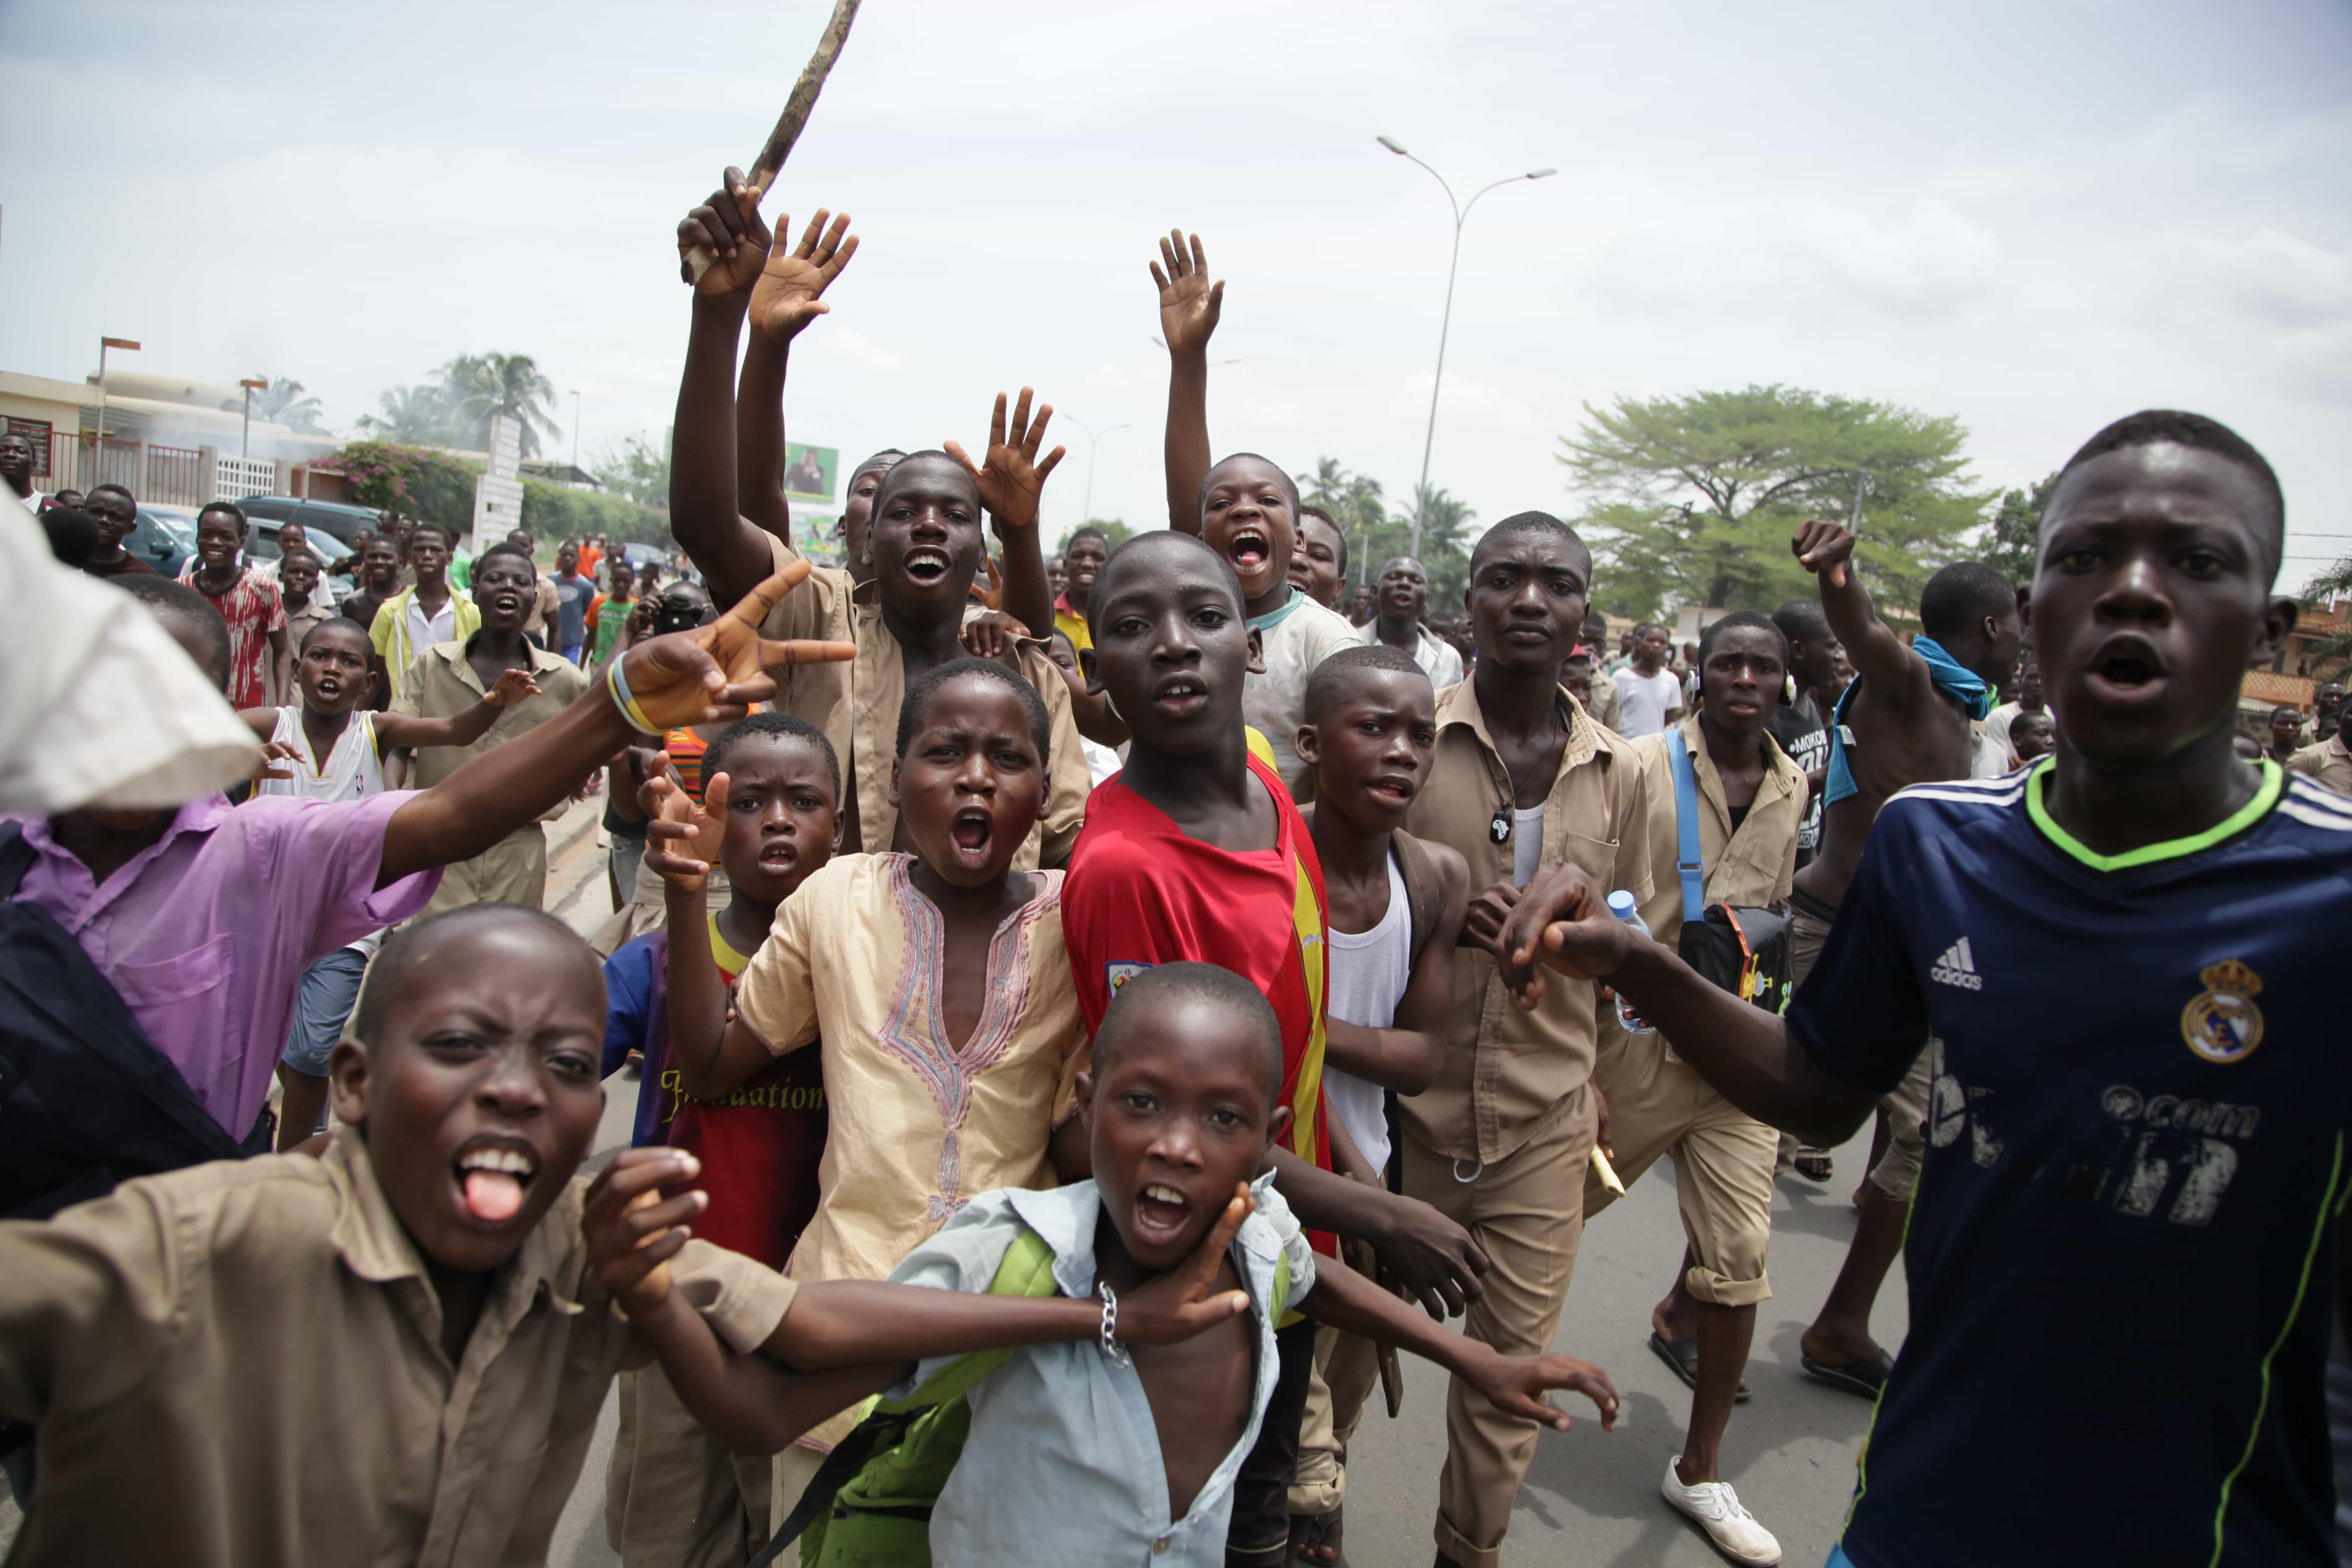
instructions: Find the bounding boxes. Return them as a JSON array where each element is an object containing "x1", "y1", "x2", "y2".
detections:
[{"x1": 1931, "y1": 936, "x2": 1983, "y2": 991}]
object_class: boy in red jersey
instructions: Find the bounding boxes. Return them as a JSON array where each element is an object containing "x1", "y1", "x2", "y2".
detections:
[{"x1": 1063, "y1": 529, "x2": 1491, "y2": 1566}]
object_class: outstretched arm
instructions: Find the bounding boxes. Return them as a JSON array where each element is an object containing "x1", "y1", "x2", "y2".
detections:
[
  {"x1": 947, "y1": 389, "x2": 1063, "y2": 642},
  {"x1": 372, "y1": 667, "x2": 542, "y2": 754},
  {"x1": 1791, "y1": 518, "x2": 1925, "y2": 703},
  {"x1": 1266, "y1": 1149, "x2": 1489, "y2": 1321},
  {"x1": 671, "y1": 170, "x2": 794, "y2": 610},
  {"x1": 1152, "y1": 230, "x2": 1222, "y2": 536},
  {"x1": 1323, "y1": 844, "x2": 1468, "y2": 1096},
  {"x1": 1495, "y1": 863, "x2": 1880, "y2": 1145},
  {"x1": 377, "y1": 568, "x2": 854, "y2": 887},
  {"x1": 740, "y1": 209, "x2": 860, "y2": 541},
  {"x1": 585, "y1": 1150, "x2": 1258, "y2": 1453},
  {"x1": 1299, "y1": 1254, "x2": 1618, "y2": 1433}
]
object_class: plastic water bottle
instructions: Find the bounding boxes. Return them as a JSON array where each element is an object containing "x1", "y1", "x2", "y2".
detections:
[{"x1": 1607, "y1": 890, "x2": 1656, "y2": 1034}]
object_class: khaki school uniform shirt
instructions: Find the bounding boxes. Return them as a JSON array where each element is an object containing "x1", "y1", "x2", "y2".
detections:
[
  {"x1": 1627, "y1": 713, "x2": 1805, "y2": 934},
  {"x1": 397, "y1": 636, "x2": 591, "y2": 808},
  {"x1": 756, "y1": 534, "x2": 1088, "y2": 867},
  {"x1": 2289, "y1": 731, "x2": 2352, "y2": 795},
  {"x1": 1403, "y1": 678, "x2": 1653, "y2": 1163},
  {"x1": 0, "y1": 1130, "x2": 794, "y2": 1568}
]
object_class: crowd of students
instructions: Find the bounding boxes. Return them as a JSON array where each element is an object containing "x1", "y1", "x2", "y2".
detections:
[{"x1": 1, "y1": 166, "x2": 2348, "y2": 1568}]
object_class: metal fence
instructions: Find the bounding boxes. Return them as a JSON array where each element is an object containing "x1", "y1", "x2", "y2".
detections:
[{"x1": 215, "y1": 454, "x2": 279, "y2": 501}]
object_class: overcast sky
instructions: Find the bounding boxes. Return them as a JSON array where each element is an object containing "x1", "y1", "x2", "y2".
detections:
[{"x1": 5, "y1": 0, "x2": 2348, "y2": 591}]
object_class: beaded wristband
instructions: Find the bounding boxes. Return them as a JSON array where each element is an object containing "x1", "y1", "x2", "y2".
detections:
[{"x1": 606, "y1": 659, "x2": 660, "y2": 735}]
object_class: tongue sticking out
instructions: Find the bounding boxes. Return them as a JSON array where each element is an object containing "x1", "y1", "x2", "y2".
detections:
[{"x1": 462, "y1": 1170, "x2": 525, "y2": 1223}]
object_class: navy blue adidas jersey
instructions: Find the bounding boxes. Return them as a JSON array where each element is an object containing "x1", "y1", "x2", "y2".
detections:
[{"x1": 1790, "y1": 761, "x2": 2352, "y2": 1568}]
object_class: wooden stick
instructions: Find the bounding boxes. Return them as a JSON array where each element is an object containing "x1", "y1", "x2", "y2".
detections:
[{"x1": 683, "y1": 0, "x2": 864, "y2": 282}]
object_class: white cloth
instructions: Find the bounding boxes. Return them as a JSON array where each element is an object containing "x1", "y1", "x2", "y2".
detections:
[
  {"x1": 404, "y1": 594, "x2": 457, "y2": 658},
  {"x1": 1971, "y1": 727, "x2": 2012, "y2": 779},
  {"x1": 1513, "y1": 803, "x2": 1547, "y2": 887},
  {"x1": 1080, "y1": 736, "x2": 1122, "y2": 787},
  {"x1": 1613, "y1": 666, "x2": 1684, "y2": 738},
  {"x1": 256, "y1": 707, "x2": 392, "y2": 955},
  {"x1": 1323, "y1": 851, "x2": 1413, "y2": 1174},
  {"x1": 15, "y1": 489, "x2": 44, "y2": 516},
  {"x1": 1243, "y1": 589, "x2": 1361, "y2": 790},
  {"x1": 0, "y1": 504, "x2": 258, "y2": 814},
  {"x1": 1354, "y1": 619, "x2": 1465, "y2": 689},
  {"x1": 1984, "y1": 701, "x2": 2040, "y2": 760}
]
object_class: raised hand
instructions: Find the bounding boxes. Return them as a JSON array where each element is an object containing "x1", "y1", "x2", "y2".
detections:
[
  {"x1": 1114, "y1": 1183, "x2": 1256, "y2": 1345},
  {"x1": 748, "y1": 208, "x2": 859, "y2": 343},
  {"x1": 677, "y1": 167, "x2": 775, "y2": 297},
  {"x1": 641, "y1": 760, "x2": 727, "y2": 889},
  {"x1": 1151, "y1": 230, "x2": 1225, "y2": 358},
  {"x1": 1468, "y1": 1346, "x2": 1621, "y2": 1433},
  {"x1": 614, "y1": 561, "x2": 855, "y2": 732},
  {"x1": 945, "y1": 388, "x2": 1067, "y2": 539},
  {"x1": 583, "y1": 1148, "x2": 707, "y2": 1316},
  {"x1": 484, "y1": 668, "x2": 543, "y2": 707},
  {"x1": 1792, "y1": 517, "x2": 1856, "y2": 591}
]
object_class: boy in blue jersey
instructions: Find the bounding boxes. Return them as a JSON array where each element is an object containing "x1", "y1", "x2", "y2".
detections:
[{"x1": 1496, "y1": 410, "x2": 2349, "y2": 1568}]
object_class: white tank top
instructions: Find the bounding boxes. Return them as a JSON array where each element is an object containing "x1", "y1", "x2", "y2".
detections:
[
  {"x1": 1323, "y1": 850, "x2": 1414, "y2": 1175},
  {"x1": 257, "y1": 707, "x2": 386, "y2": 802},
  {"x1": 257, "y1": 707, "x2": 389, "y2": 955}
]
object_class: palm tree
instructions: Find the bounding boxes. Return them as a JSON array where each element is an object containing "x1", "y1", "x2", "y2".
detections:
[
  {"x1": 1411, "y1": 484, "x2": 1476, "y2": 557},
  {"x1": 439, "y1": 353, "x2": 561, "y2": 458},
  {"x1": 252, "y1": 377, "x2": 327, "y2": 434},
  {"x1": 2304, "y1": 556, "x2": 2352, "y2": 678},
  {"x1": 357, "y1": 384, "x2": 459, "y2": 445}
]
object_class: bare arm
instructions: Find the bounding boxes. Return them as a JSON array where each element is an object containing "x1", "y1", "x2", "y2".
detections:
[
  {"x1": 739, "y1": 208, "x2": 859, "y2": 542},
  {"x1": 378, "y1": 569, "x2": 853, "y2": 887},
  {"x1": 670, "y1": 172, "x2": 794, "y2": 610},
  {"x1": 1496, "y1": 863, "x2": 1881, "y2": 1146},
  {"x1": 372, "y1": 667, "x2": 541, "y2": 754},
  {"x1": 947, "y1": 389, "x2": 1062, "y2": 644},
  {"x1": 586, "y1": 1152, "x2": 1256, "y2": 1452},
  {"x1": 1791, "y1": 518, "x2": 1926, "y2": 703},
  {"x1": 1152, "y1": 230, "x2": 1222, "y2": 536},
  {"x1": 1299, "y1": 1255, "x2": 1618, "y2": 1432},
  {"x1": 267, "y1": 626, "x2": 293, "y2": 706},
  {"x1": 1265, "y1": 1148, "x2": 1489, "y2": 1320}
]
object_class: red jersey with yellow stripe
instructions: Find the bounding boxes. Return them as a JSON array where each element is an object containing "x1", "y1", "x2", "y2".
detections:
[{"x1": 1063, "y1": 749, "x2": 1333, "y2": 1253}]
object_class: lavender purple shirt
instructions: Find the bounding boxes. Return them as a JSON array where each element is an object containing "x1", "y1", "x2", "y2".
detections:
[{"x1": 8, "y1": 792, "x2": 441, "y2": 1140}]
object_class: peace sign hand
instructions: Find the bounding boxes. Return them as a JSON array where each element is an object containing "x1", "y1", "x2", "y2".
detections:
[{"x1": 612, "y1": 560, "x2": 855, "y2": 732}]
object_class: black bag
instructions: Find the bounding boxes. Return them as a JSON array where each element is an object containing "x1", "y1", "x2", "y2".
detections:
[
  {"x1": 1666, "y1": 732, "x2": 1792, "y2": 1014},
  {"x1": 0, "y1": 823, "x2": 254, "y2": 1223}
]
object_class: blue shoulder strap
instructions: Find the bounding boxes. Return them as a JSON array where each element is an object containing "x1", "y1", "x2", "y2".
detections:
[{"x1": 1666, "y1": 730, "x2": 1705, "y2": 921}]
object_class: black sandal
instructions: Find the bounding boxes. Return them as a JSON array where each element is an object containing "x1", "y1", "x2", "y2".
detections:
[{"x1": 1289, "y1": 1506, "x2": 1343, "y2": 1564}]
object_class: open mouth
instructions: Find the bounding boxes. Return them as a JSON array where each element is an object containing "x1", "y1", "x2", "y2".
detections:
[
  {"x1": 2085, "y1": 637, "x2": 2167, "y2": 705},
  {"x1": 948, "y1": 807, "x2": 994, "y2": 859},
  {"x1": 756, "y1": 840, "x2": 800, "y2": 874},
  {"x1": 903, "y1": 547, "x2": 952, "y2": 585},
  {"x1": 1151, "y1": 674, "x2": 1210, "y2": 720},
  {"x1": 1365, "y1": 775, "x2": 1416, "y2": 807},
  {"x1": 1134, "y1": 1182, "x2": 1192, "y2": 1245},
  {"x1": 1226, "y1": 527, "x2": 1271, "y2": 574},
  {"x1": 453, "y1": 1137, "x2": 539, "y2": 1226}
]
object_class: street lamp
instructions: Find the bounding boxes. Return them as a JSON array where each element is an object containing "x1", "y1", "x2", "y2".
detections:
[
  {"x1": 1060, "y1": 415, "x2": 1133, "y2": 531},
  {"x1": 239, "y1": 378, "x2": 269, "y2": 461},
  {"x1": 94, "y1": 336, "x2": 139, "y2": 492},
  {"x1": 570, "y1": 389, "x2": 583, "y2": 476},
  {"x1": 1375, "y1": 136, "x2": 1555, "y2": 557}
]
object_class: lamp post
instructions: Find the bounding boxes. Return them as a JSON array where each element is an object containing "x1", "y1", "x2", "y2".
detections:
[
  {"x1": 1060, "y1": 415, "x2": 1132, "y2": 531},
  {"x1": 94, "y1": 336, "x2": 139, "y2": 492},
  {"x1": 239, "y1": 377, "x2": 269, "y2": 461},
  {"x1": 569, "y1": 389, "x2": 583, "y2": 477},
  {"x1": 1375, "y1": 137, "x2": 1554, "y2": 557}
]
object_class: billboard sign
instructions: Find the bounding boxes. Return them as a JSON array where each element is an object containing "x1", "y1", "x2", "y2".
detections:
[{"x1": 784, "y1": 443, "x2": 837, "y2": 503}]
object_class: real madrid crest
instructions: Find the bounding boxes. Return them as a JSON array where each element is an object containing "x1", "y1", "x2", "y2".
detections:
[{"x1": 2180, "y1": 959, "x2": 2264, "y2": 1064}]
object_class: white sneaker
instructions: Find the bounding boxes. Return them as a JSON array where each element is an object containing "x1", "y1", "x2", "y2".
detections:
[{"x1": 1661, "y1": 1455, "x2": 1782, "y2": 1565}]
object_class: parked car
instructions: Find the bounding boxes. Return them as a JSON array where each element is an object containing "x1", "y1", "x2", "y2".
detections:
[
  {"x1": 249, "y1": 518, "x2": 359, "y2": 602},
  {"x1": 127, "y1": 505, "x2": 198, "y2": 577},
  {"x1": 237, "y1": 494, "x2": 473, "y2": 588}
]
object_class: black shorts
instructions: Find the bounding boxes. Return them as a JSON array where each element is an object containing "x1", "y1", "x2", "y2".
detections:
[{"x1": 1224, "y1": 1318, "x2": 1319, "y2": 1566}]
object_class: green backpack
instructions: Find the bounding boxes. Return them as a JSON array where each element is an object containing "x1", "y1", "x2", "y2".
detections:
[{"x1": 753, "y1": 1225, "x2": 1288, "y2": 1568}]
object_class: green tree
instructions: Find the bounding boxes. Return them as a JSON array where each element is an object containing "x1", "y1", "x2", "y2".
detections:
[
  {"x1": 2303, "y1": 557, "x2": 2352, "y2": 679},
  {"x1": 1403, "y1": 483, "x2": 1475, "y2": 609},
  {"x1": 441, "y1": 353, "x2": 562, "y2": 458},
  {"x1": 594, "y1": 431, "x2": 672, "y2": 509},
  {"x1": 252, "y1": 377, "x2": 327, "y2": 434},
  {"x1": 1088, "y1": 517, "x2": 1136, "y2": 550},
  {"x1": 1297, "y1": 459, "x2": 1390, "y2": 594},
  {"x1": 356, "y1": 384, "x2": 460, "y2": 445},
  {"x1": 1983, "y1": 472, "x2": 2057, "y2": 586},
  {"x1": 1559, "y1": 384, "x2": 1995, "y2": 621}
]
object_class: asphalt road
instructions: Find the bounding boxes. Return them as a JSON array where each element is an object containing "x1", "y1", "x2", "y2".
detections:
[{"x1": 538, "y1": 801, "x2": 1903, "y2": 1568}]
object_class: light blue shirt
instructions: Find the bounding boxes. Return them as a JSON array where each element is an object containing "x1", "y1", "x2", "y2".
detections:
[{"x1": 887, "y1": 1171, "x2": 1316, "y2": 1567}]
